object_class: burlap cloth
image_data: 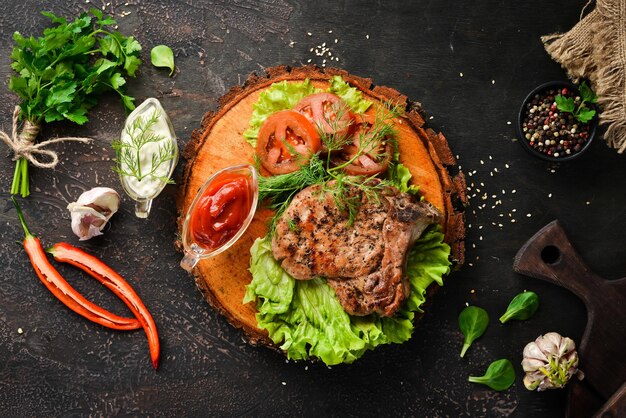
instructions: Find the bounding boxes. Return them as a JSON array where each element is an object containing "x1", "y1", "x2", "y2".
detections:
[{"x1": 542, "y1": 0, "x2": 626, "y2": 153}]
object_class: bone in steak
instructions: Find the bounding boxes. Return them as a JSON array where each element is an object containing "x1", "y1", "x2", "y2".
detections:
[{"x1": 271, "y1": 181, "x2": 442, "y2": 317}]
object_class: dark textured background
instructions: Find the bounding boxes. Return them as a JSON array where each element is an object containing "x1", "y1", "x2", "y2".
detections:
[{"x1": 0, "y1": 1, "x2": 624, "y2": 416}]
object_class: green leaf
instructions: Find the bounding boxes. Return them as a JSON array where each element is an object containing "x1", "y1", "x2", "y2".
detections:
[
  {"x1": 89, "y1": 8, "x2": 103, "y2": 21},
  {"x1": 150, "y1": 45, "x2": 175, "y2": 76},
  {"x1": 63, "y1": 107, "x2": 89, "y2": 124},
  {"x1": 576, "y1": 108, "x2": 596, "y2": 123},
  {"x1": 555, "y1": 95, "x2": 575, "y2": 113},
  {"x1": 44, "y1": 109, "x2": 64, "y2": 123},
  {"x1": 328, "y1": 75, "x2": 373, "y2": 114},
  {"x1": 110, "y1": 72, "x2": 126, "y2": 89},
  {"x1": 40, "y1": 11, "x2": 66, "y2": 24},
  {"x1": 389, "y1": 161, "x2": 420, "y2": 195},
  {"x1": 100, "y1": 34, "x2": 122, "y2": 59},
  {"x1": 459, "y1": 305, "x2": 489, "y2": 357},
  {"x1": 66, "y1": 35, "x2": 96, "y2": 56},
  {"x1": 8, "y1": 76, "x2": 29, "y2": 98},
  {"x1": 499, "y1": 291, "x2": 539, "y2": 324},
  {"x1": 95, "y1": 58, "x2": 117, "y2": 74},
  {"x1": 42, "y1": 29, "x2": 72, "y2": 50},
  {"x1": 468, "y1": 359, "x2": 516, "y2": 391},
  {"x1": 124, "y1": 37, "x2": 142, "y2": 54},
  {"x1": 123, "y1": 55, "x2": 141, "y2": 77},
  {"x1": 578, "y1": 81, "x2": 598, "y2": 104},
  {"x1": 121, "y1": 94, "x2": 135, "y2": 111},
  {"x1": 45, "y1": 82, "x2": 77, "y2": 107}
]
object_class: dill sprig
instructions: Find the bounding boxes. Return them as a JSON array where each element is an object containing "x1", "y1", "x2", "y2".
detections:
[
  {"x1": 257, "y1": 153, "x2": 328, "y2": 232},
  {"x1": 112, "y1": 110, "x2": 176, "y2": 184},
  {"x1": 258, "y1": 100, "x2": 405, "y2": 232}
]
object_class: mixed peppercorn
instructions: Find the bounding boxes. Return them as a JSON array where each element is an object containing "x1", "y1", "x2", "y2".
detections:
[{"x1": 521, "y1": 88, "x2": 592, "y2": 158}]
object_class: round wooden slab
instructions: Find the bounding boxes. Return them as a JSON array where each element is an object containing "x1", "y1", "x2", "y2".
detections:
[{"x1": 177, "y1": 66, "x2": 466, "y2": 346}]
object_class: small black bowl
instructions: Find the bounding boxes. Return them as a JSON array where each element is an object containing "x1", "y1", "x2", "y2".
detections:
[{"x1": 517, "y1": 80, "x2": 598, "y2": 162}]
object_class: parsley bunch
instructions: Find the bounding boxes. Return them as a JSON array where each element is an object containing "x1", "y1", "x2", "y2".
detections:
[
  {"x1": 7, "y1": 9, "x2": 142, "y2": 196},
  {"x1": 554, "y1": 81, "x2": 598, "y2": 124}
]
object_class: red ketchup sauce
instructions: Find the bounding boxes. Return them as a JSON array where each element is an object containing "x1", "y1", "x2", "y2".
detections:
[{"x1": 189, "y1": 172, "x2": 253, "y2": 251}]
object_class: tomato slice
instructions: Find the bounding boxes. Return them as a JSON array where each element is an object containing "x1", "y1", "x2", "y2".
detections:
[
  {"x1": 294, "y1": 93, "x2": 354, "y2": 139},
  {"x1": 256, "y1": 110, "x2": 321, "y2": 175},
  {"x1": 331, "y1": 113, "x2": 392, "y2": 176}
]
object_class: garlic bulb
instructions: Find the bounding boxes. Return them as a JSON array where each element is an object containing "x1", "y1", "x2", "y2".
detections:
[
  {"x1": 522, "y1": 332, "x2": 584, "y2": 391},
  {"x1": 67, "y1": 187, "x2": 120, "y2": 240}
]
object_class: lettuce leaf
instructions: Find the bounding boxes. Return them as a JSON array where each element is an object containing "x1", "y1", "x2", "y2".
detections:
[
  {"x1": 327, "y1": 75, "x2": 372, "y2": 114},
  {"x1": 242, "y1": 76, "x2": 372, "y2": 146},
  {"x1": 245, "y1": 226, "x2": 451, "y2": 365},
  {"x1": 243, "y1": 79, "x2": 321, "y2": 147},
  {"x1": 389, "y1": 161, "x2": 421, "y2": 195}
]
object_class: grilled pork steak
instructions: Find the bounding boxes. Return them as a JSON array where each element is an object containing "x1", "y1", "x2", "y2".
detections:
[{"x1": 271, "y1": 181, "x2": 442, "y2": 317}]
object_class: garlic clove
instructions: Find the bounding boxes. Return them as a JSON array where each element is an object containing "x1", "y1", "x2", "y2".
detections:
[
  {"x1": 523, "y1": 341, "x2": 548, "y2": 362},
  {"x1": 521, "y1": 357, "x2": 545, "y2": 372},
  {"x1": 67, "y1": 187, "x2": 120, "y2": 240},
  {"x1": 536, "y1": 333, "x2": 559, "y2": 355},
  {"x1": 73, "y1": 187, "x2": 120, "y2": 215}
]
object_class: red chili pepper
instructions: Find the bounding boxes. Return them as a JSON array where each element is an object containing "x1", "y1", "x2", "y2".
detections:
[
  {"x1": 12, "y1": 197, "x2": 140, "y2": 331},
  {"x1": 48, "y1": 242, "x2": 160, "y2": 369}
]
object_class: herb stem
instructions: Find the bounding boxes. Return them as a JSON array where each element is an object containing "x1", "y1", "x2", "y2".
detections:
[
  {"x1": 460, "y1": 343, "x2": 471, "y2": 358},
  {"x1": 20, "y1": 159, "x2": 29, "y2": 197},
  {"x1": 11, "y1": 159, "x2": 22, "y2": 195}
]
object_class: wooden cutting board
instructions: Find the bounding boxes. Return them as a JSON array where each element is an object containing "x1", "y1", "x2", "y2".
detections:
[
  {"x1": 513, "y1": 221, "x2": 626, "y2": 417},
  {"x1": 176, "y1": 66, "x2": 466, "y2": 345}
]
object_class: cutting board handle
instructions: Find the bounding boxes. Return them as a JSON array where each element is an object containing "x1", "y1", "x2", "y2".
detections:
[{"x1": 513, "y1": 220, "x2": 605, "y2": 307}]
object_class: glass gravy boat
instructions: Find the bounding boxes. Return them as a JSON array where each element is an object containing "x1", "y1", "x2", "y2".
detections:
[{"x1": 180, "y1": 164, "x2": 259, "y2": 271}]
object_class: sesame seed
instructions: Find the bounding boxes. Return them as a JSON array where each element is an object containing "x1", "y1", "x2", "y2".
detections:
[
  {"x1": 470, "y1": 289, "x2": 476, "y2": 293},
  {"x1": 507, "y1": 121, "x2": 512, "y2": 125},
  {"x1": 527, "y1": 213, "x2": 532, "y2": 217},
  {"x1": 282, "y1": 382, "x2": 287, "y2": 386},
  {"x1": 586, "y1": 201, "x2": 590, "y2": 205},
  {"x1": 465, "y1": 302, "x2": 470, "y2": 306},
  {"x1": 492, "y1": 80, "x2": 495, "y2": 84},
  {"x1": 505, "y1": 163, "x2": 510, "y2": 168},
  {"x1": 366, "y1": 34, "x2": 369, "y2": 39},
  {"x1": 17, "y1": 328, "x2": 23, "y2": 334},
  {"x1": 328, "y1": 30, "x2": 333, "y2": 33},
  {"x1": 307, "y1": 32, "x2": 312, "y2": 36},
  {"x1": 548, "y1": 193, "x2": 552, "y2": 198}
]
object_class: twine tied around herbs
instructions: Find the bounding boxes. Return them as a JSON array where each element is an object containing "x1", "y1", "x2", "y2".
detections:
[{"x1": 1, "y1": 106, "x2": 93, "y2": 168}]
